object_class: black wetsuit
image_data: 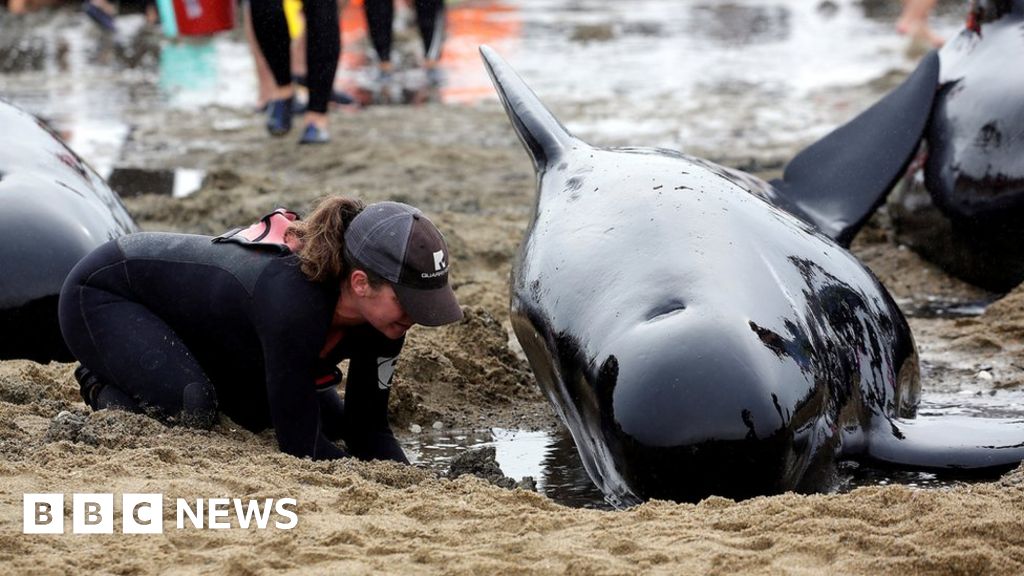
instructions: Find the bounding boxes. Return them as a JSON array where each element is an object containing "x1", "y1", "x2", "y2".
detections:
[
  {"x1": 58, "y1": 232, "x2": 407, "y2": 463},
  {"x1": 250, "y1": 0, "x2": 340, "y2": 114},
  {"x1": 364, "y1": 0, "x2": 446, "y2": 63}
]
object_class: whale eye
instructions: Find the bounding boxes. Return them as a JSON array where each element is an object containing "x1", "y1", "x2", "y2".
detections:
[{"x1": 645, "y1": 301, "x2": 687, "y2": 322}]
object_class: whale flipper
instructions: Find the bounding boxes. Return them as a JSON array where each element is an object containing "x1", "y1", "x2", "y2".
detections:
[
  {"x1": 853, "y1": 415, "x2": 1024, "y2": 474},
  {"x1": 479, "y1": 45, "x2": 576, "y2": 173},
  {"x1": 772, "y1": 51, "x2": 940, "y2": 246}
]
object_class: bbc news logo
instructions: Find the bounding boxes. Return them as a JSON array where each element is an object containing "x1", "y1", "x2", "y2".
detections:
[{"x1": 23, "y1": 494, "x2": 298, "y2": 534}]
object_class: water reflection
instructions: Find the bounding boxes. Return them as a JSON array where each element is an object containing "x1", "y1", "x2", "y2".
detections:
[
  {"x1": 401, "y1": 426, "x2": 611, "y2": 510},
  {"x1": 897, "y1": 296, "x2": 991, "y2": 319}
]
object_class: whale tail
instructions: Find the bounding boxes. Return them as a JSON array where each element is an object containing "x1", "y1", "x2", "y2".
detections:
[
  {"x1": 479, "y1": 45, "x2": 576, "y2": 173},
  {"x1": 771, "y1": 50, "x2": 940, "y2": 246},
  {"x1": 849, "y1": 414, "x2": 1024, "y2": 475}
]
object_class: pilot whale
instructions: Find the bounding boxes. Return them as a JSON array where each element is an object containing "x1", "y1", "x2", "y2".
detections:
[
  {"x1": 480, "y1": 46, "x2": 1024, "y2": 506},
  {"x1": 0, "y1": 99, "x2": 138, "y2": 363},
  {"x1": 889, "y1": 0, "x2": 1024, "y2": 292}
]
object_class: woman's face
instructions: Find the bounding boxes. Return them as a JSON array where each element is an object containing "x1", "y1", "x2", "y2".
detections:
[{"x1": 357, "y1": 282, "x2": 415, "y2": 339}]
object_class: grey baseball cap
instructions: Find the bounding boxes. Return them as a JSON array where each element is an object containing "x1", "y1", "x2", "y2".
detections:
[{"x1": 344, "y1": 202, "x2": 463, "y2": 327}]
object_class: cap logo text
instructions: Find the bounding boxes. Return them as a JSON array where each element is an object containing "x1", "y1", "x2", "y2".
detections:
[{"x1": 433, "y1": 250, "x2": 446, "y2": 271}]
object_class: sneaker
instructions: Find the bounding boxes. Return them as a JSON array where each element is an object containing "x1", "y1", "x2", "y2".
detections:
[
  {"x1": 425, "y1": 67, "x2": 445, "y2": 87},
  {"x1": 298, "y1": 123, "x2": 330, "y2": 145},
  {"x1": 74, "y1": 365, "x2": 106, "y2": 409},
  {"x1": 330, "y1": 89, "x2": 356, "y2": 106},
  {"x1": 266, "y1": 97, "x2": 294, "y2": 136}
]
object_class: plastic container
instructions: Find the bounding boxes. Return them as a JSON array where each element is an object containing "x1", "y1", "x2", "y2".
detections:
[{"x1": 172, "y1": 0, "x2": 234, "y2": 36}]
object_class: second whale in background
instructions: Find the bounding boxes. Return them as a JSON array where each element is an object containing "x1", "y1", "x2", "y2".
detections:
[{"x1": 889, "y1": 0, "x2": 1024, "y2": 292}]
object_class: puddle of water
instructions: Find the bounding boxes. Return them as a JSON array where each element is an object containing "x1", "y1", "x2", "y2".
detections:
[
  {"x1": 401, "y1": 426, "x2": 611, "y2": 510},
  {"x1": 898, "y1": 296, "x2": 992, "y2": 319}
]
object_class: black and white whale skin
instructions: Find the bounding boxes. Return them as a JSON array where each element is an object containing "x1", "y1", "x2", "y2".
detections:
[
  {"x1": 480, "y1": 46, "x2": 1024, "y2": 506},
  {"x1": 889, "y1": 0, "x2": 1024, "y2": 292},
  {"x1": 0, "y1": 99, "x2": 138, "y2": 362}
]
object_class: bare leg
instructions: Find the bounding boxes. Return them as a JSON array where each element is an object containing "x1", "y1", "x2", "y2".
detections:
[
  {"x1": 292, "y1": 31, "x2": 307, "y2": 79},
  {"x1": 896, "y1": 0, "x2": 944, "y2": 48}
]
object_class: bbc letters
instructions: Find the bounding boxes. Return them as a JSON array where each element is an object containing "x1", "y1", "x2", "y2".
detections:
[{"x1": 24, "y1": 493, "x2": 298, "y2": 533}]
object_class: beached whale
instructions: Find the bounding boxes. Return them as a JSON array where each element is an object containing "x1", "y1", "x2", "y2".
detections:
[
  {"x1": 0, "y1": 99, "x2": 138, "y2": 363},
  {"x1": 480, "y1": 45, "x2": 1024, "y2": 506},
  {"x1": 888, "y1": 0, "x2": 1024, "y2": 292}
]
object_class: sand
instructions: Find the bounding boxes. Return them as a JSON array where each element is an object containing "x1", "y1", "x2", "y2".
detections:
[{"x1": 2, "y1": 80, "x2": 1024, "y2": 574}]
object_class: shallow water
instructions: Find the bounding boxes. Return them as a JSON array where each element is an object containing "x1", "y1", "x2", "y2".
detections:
[{"x1": 406, "y1": 376, "x2": 1024, "y2": 509}]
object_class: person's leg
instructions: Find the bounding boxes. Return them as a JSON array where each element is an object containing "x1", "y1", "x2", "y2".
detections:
[
  {"x1": 298, "y1": 0, "x2": 339, "y2": 142},
  {"x1": 896, "y1": 0, "x2": 943, "y2": 48},
  {"x1": 413, "y1": 0, "x2": 445, "y2": 64},
  {"x1": 243, "y1": 0, "x2": 277, "y2": 110},
  {"x1": 291, "y1": 30, "x2": 307, "y2": 81},
  {"x1": 250, "y1": 0, "x2": 296, "y2": 134},
  {"x1": 59, "y1": 243, "x2": 218, "y2": 428},
  {"x1": 364, "y1": 0, "x2": 394, "y2": 70}
]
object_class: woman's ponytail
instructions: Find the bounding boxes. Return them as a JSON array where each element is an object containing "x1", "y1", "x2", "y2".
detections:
[{"x1": 287, "y1": 196, "x2": 365, "y2": 282}]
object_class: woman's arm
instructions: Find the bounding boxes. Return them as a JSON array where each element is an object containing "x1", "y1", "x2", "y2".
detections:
[
  {"x1": 342, "y1": 350, "x2": 408, "y2": 464},
  {"x1": 254, "y1": 264, "x2": 350, "y2": 460}
]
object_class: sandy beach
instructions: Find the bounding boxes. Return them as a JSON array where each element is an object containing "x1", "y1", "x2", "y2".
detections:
[{"x1": 2, "y1": 1, "x2": 1024, "y2": 573}]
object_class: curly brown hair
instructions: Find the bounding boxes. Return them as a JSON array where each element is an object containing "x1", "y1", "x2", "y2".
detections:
[{"x1": 285, "y1": 196, "x2": 366, "y2": 283}]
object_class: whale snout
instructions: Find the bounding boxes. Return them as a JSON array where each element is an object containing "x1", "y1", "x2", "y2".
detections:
[{"x1": 597, "y1": 329, "x2": 810, "y2": 502}]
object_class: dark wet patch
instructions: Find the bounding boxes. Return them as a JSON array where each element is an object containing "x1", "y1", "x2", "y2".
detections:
[
  {"x1": 691, "y1": 3, "x2": 792, "y2": 46},
  {"x1": 108, "y1": 166, "x2": 205, "y2": 198},
  {"x1": 570, "y1": 23, "x2": 615, "y2": 43}
]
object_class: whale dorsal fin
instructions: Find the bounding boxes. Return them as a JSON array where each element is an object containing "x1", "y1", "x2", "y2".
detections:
[
  {"x1": 480, "y1": 45, "x2": 575, "y2": 172},
  {"x1": 771, "y1": 50, "x2": 940, "y2": 246}
]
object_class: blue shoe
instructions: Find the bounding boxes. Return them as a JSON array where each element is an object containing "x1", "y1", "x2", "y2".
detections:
[
  {"x1": 298, "y1": 124, "x2": 330, "y2": 145},
  {"x1": 266, "y1": 97, "x2": 294, "y2": 136},
  {"x1": 330, "y1": 89, "x2": 356, "y2": 106}
]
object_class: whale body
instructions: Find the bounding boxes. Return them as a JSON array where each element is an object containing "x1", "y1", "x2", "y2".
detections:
[
  {"x1": 481, "y1": 46, "x2": 1024, "y2": 506},
  {"x1": 0, "y1": 99, "x2": 138, "y2": 362}
]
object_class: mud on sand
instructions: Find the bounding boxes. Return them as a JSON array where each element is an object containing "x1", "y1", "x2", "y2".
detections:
[{"x1": 2, "y1": 99, "x2": 1024, "y2": 574}]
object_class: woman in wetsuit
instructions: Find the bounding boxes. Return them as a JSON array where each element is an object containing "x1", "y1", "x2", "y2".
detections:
[{"x1": 58, "y1": 197, "x2": 462, "y2": 463}]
